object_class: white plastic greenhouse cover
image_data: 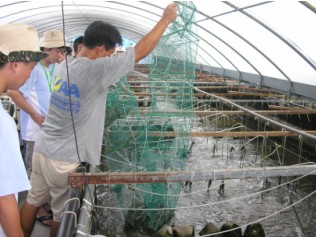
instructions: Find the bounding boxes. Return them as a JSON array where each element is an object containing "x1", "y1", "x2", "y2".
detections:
[{"x1": 1, "y1": 1, "x2": 316, "y2": 100}]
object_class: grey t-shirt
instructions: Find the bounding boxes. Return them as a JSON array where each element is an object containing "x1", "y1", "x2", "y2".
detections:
[{"x1": 35, "y1": 48, "x2": 135, "y2": 165}]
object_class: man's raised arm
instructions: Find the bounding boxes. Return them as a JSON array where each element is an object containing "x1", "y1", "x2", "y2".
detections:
[{"x1": 134, "y1": 2, "x2": 177, "y2": 63}]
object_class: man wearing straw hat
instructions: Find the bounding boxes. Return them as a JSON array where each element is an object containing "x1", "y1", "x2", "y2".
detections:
[
  {"x1": 0, "y1": 22, "x2": 47, "y2": 237},
  {"x1": 7, "y1": 29, "x2": 72, "y2": 228},
  {"x1": 20, "y1": 3, "x2": 177, "y2": 237},
  {"x1": 8, "y1": 29, "x2": 71, "y2": 178}
]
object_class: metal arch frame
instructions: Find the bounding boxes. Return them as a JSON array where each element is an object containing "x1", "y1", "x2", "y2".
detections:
[
  {"x1": 0, "y1": 1, "x2": 282, "y2": 75},
  {"x1": 125, "y1": 1, "x2": 316, "y2": 88},
  {"x1": 225, "y1": 1, "x2": 316, "y2": 75},
  {"x1": 1, "y1": 1, "x2": 315, "y2": 91},
  {"x1": 301, "y1": 1, "x2": 316, "y2": 14},
  {"x1": 38, "y1": 23, "x2": 144, "y2": 43},
  {"x1": 188, "y1": 1, "x2": 316, "y2": 100},
  {"x1": 25, "y1": 19, "x2": 146, "y2": 42},
  {"x1": 25, "y1": 16, "x2": 148, "y2": 39},
  {"x1": 195, "y1": 1, "x2": 273, "y2": 24},
  {"x1": 193, "y1": 2, "x2": 272, "y2": 78},
  {"x1": 197, "y1": 24, "x2": 256, "y2": 77},
  {"x1": 0, "y1": 2, "x2": 160, "y2": 23},
  {"x1": 222, "y1": 1, "x2": 316, "y2": 99},
  {"x1": 0, "y1": 2, "x2": 158, "y2": 42},
  {"x1": 0, "y1": 2, "x2": 158, "y2": 34},
  {"x1": 141, "y1": 1, "x2": 227, "y2": 71},
  {"x1": 10, "y1": 8, "x2": 155, "y2": 26},
  {"x1": 67, "y1": 2, "x2": 224, "y2": 70},
  {"x1": 7, "y1": 1, "x2": 214, "y2": 68},
  {"x1": 204, "y1": 17, "x2": 292, "y2": 89},
  {"x1": 142, "y1": 2, "x2": 239, "y2": 77},
  {"x1": 193, "y1": 39, "x2": 224, "y2": 71},
  {"x1": 192, "y1": 2, "x2": 294, "y2": 89},
  {"x1": 12, "y1": 22, "x2": 144, "y2": 43},
  {"x1": 143, "y1": 1, "x2": 274, "y2": 85},
  {"x1": 0, "y1": 1, "x2": 26, "y2": 8}
]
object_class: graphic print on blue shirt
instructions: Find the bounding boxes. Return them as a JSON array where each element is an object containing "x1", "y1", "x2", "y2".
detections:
[{"x1": 51, "y1": 76, "x2": 81, "y2": 113}]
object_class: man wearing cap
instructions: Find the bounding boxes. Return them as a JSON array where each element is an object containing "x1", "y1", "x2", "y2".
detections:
[
  {"x1": 8, "y1": 29, "x2": 71, "y2": 178},
  {"x1": 20, "y1": 3, "x2": 177, "y2": 237},
  {"x1": 0, "y1": 22, "x2": 46, "y2": 237},
  {"x1": 7, "y1": 29, "x2": 71, "y2": 227}
]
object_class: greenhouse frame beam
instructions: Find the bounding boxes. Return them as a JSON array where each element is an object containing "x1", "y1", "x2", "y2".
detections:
[
  {"x1": 68, "y1": 164, "x2": 316, "y2": 187},
  {"x1": 225, "y1": 2, "x2": 316, "y2": 74},
  {"x1": 195, "y1": 2, "x2": 292, "y2": 86},
  {"x1": 301, "y1": 1, "x2": 316, "y2": 14}
]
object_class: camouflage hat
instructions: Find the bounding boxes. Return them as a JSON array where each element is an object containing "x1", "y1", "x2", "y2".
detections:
[{"x1": 0, "y1": 23, "x2": 47, "y2": 63}]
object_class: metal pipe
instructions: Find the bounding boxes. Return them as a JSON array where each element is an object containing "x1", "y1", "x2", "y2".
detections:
[
  {"x1": 57, "y1": 166, "x2": 86, "y2": 237},
  {"x1": 56, "y1": 186, "x2": 81, "y2": 237},
  {"x1": 75, "y1": 166, "x2": 96, "y2": 237}
]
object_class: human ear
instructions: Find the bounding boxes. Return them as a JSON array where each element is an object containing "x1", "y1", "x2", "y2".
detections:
[
  {"x1": 97, "y1": 45, "x2": 105, "y2": 55},
  {"x1": 10, "y1": 62, "x2": 19, "y2": 74}
]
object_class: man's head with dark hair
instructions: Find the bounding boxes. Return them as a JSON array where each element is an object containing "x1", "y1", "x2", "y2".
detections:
[
  {"x1": 73, "y1": 36, "x2": 84, "y2": 55},
  {"x1": 84, "y1": 21, "x2": 122, "y2": 51}
]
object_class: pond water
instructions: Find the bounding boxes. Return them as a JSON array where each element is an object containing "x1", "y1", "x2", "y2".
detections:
[
  {"x1": 171, "y1": 136, "x2": 316, "y2": 237},
  {"x1": 92, "y1": 120, "x2": 316, "y2": 237}
]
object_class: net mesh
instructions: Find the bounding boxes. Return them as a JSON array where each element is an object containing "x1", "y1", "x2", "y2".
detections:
[{"x1": 101, "y1": 2, "x2": 198, "y2": 232}]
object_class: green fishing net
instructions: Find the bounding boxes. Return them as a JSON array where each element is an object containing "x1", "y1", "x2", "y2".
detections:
[{"x1": 102, "y1": 1, "x2": 199, "y2": 232}]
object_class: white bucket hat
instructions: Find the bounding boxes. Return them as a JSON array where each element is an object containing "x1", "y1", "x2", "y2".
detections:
[
  {"x1": 0, "y1": 22, "x2": 47, "y2": 63},
  {"x1": 40, "y1": 29, "x2": 72, "y2": 55}
]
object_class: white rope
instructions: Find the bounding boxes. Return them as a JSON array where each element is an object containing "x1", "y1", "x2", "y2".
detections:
[
  {"x1": 61, "y1": 211, "x2": 78, "y2": 227},
  {"x1": 125, "y1": 182, "x2": 222, "y2": 197},
  {"x1": 200, "y1": 189, "x2": 316, "y2": 236},
  {"x1": 63, "y1": 197, "x2": 80, "y2": 208}
]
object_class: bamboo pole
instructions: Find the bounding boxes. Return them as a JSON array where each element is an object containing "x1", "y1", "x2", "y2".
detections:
[
  {"x1": 130, "y1": 85, "x2": 274, "y2": 92},
  {"x1": 68, "y1": 165, "x2": 316, "y2": 187},
  {"x1": 268, "y1": 105, "x2": 305, "y2": 110}
]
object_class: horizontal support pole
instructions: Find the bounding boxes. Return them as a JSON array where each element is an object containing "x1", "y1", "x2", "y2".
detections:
[
  {"x1": 133, "y1": 92, "x2": 284, "y2": 98},
  {"x1": 188, "y1": 130, "x2": 316, "y2": 137},
  {"x1": 111, "y1": 131, "x2": 316, "y2": 137},
  {"x1": 68, "y1": 165, "x2": 316, "y2": 187},
  {"x1": 268, "y1": 105, "x2": 305, "y2": 110},
  {"x1": 139, "y1": 109, "x2": 316, "y2": 115},
  {"x1": 130, "y1": 85, "x2": 272, "y2": 92}
]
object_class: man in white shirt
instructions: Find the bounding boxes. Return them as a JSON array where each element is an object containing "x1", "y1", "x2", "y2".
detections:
[
  {"x1": 7, "y1": 29, "x2": 71, "y2": 227},
  {"x1": 0, "y1": 23, "x2": 47, "y2": 237}
]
